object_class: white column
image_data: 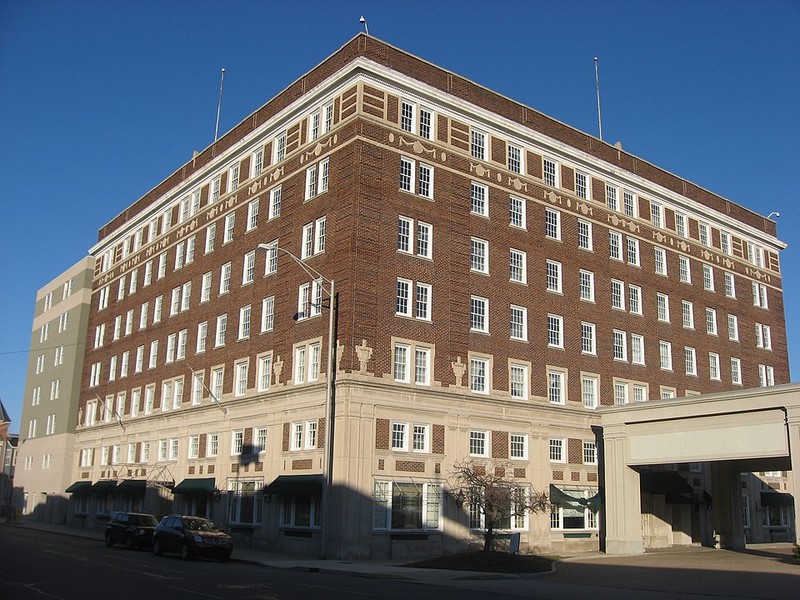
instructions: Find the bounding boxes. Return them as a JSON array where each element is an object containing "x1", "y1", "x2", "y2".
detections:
[
  {"x1": 786, "y1": 405, "x2": 800, "y2": 545},
  {"x1": 601, "y1": 425, "x2": 644, "y2": 555}
]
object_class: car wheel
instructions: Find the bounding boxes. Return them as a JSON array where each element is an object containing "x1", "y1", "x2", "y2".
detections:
[
  {"x1": 126, "y1": 535, "x2": 136, "y2": 550},
  {"x1": 104, "y1": 532, "x2": 114, "y2": 547},
  {"x1": 180, "y1": 542, "x2": 192, "y2": 561},
  {"x1": 152, "y1": 537, "x2": 163, "y2": 556}
]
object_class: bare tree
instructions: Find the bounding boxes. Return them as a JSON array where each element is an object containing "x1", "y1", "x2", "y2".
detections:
[{"x1": 449, "y1": 459, "x2": 548, "y2": 552}]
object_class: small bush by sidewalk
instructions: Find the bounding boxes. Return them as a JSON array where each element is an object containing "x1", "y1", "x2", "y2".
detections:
[{"x1": 404, "y1": 551, "x2": 554, "y2": 573}]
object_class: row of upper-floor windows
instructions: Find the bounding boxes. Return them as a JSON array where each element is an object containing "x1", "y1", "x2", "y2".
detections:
[{"x1": 41, "y1": 278, "x2": 75, "y2": 313}]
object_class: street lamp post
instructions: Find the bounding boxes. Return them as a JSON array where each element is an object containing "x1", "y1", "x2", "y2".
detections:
[{"x1": 257, "y1": 243, "x2": 337, "y2": 558}]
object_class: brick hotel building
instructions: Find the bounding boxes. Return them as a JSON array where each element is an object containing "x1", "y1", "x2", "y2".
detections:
[{"x1": 67, "y1": 34, "x2": 789, "y2": 557}]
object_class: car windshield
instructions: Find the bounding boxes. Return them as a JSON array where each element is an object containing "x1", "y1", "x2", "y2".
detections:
[
  {"x1": 130, "y1": 514, "x2": 159, "y2": 526},
  {"x1": 184, "y1": 518, "x2": 219, "y2": 532}
]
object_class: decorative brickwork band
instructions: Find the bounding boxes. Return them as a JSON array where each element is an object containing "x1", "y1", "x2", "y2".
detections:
[
  {"x1": 317, "y1": 417, "x2": 325, "y2": 449},
  {"x1": 292, "y1": 459, "x2": 313, "y2": 470},
  {"x1": 568, "y1": 438, "x2": 583, "y2": 464},
  {"x1": 514, "y1": 468, "x2": 526, "y2": 479},
  {"x1": 552, "y1": 470, "x2": 564, "y2": 480},
  {"x1": 571, "y1": 472, "x2": 580, "y2": 481},
  {"x1": 375, "y1": 418, "x2": 390, "y2": 450},
  {"x1": 587, "y1": 472, "x2": 598, "y2": 482},
  {"x1": 432, "y1": 424, "x2": 445, "y2": 454},
  {"x1": 396, "y1": 461, "x2": 425, "y2": 473},
  {"x1": 492, "y1": 430, "x2": 508, "y2": 459},
  {"x1": 282, "y1": 422, "x2": 290, "y2": 452}
]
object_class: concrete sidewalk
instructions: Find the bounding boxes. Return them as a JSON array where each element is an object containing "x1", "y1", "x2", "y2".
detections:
[{"x1": 9, "y1": 521, "x2": 800, "y2": 599}]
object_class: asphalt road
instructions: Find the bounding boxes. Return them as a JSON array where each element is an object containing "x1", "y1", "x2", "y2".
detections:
[{"x1": 0, "y1": 526, "x2": 510, "y2": 600}]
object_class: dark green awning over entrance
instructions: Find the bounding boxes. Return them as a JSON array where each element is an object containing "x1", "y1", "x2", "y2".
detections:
[
  {"x1": 761, "y1": 491, "x2": 794, "y2": 507},
  {"x1": 172, "y1": 477, "x2": 216, "y2": 495},
  {"x1": 116, "y1": 480, "x2": 146, "y2": 494},
  {"x1": 264, "y1": 474, "x2": 324, "y2": 495},
  {"x1": 65, "y1": 481, "x2": 92, "y2": 494},
  {"x1": 90, "y1": 480, "x2": 118, "y2": 494}
]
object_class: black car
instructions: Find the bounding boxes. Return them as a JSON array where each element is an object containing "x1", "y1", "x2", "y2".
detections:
[
  {"x1": 152, "y1": 515, "x2": 233, "y2": 561},
  {"x1": 105, "y1": 512, "x2": 159, "y2": 549}
]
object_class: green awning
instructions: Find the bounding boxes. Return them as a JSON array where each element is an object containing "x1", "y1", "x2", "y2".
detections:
[
  {"x1": 761, "y1": 491, "x2": 794, "y2": 507},
  {"x1": 640, "y1": 471, "x2": 693, "y2": 495},
  {"x1": 172, "y1": 477, "x2": 216, "y2": 495},
  {"x1": 65, "y1": 481, "x2": 92, "y2": 494},
  {"x1": 116, "y1": 480, "x2": 146, "y2": 494},
  {"x1": 264, "y1": 474, "x2": 323, "y2": 495},
  {"x1": 549, "y1": 484, "x2": 602, "y2": 510},
  {"x1": 90, "y1": 480, "x2": 118, "y2": 494}
]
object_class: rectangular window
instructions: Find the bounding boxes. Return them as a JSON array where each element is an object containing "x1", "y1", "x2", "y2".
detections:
[
  {"x1": 753, "y1": 283, "x2": 768, "y2": 309},
  {"x1": 251, "y1": 147, "x2": 264, "y2": 178},
  {"x1": 579, "y1": 270, "x2": 595, "y2": 302},
  {"x1": 268, "y1": 186, "x2": 282, "y2": 220},
  {"x1": 470, "y1": 237, "x2": 489, "y2": 273},
  {"x1": 631, "y1": 333, "x2": 645, "y2": 365},
  {"x1": 510, "y1": 434, "x2": 527, "y2": 459},
  {"x1": 220, "y1": 262, "x2": 232, "y2": 294},
  {"x1": 582, "y1": 375, "x2": 598, "y2": 409},
  {"x1": 470, "y1": 296, "x2": 489, "y2": 333},
  {"x1": 549, "y1": 438, "x2": 565, "y2": 462},
  {"x1": 196, "y1": 321, "x2": 207, "y2": 353},
  {"x1": 577, "y1": 220, "x2": 593, "y2": 251},
  {"x1": 414, "y1": 347, "x2": 431, "y2": 386},
  {"x1": 657, "y1": 293, "x2": 670, "y2": 322},
  {"x1": 581, "y1": 322, "x2": 596, "y2": 355},
  {"x1": 626, "y1": 238, "x2": 640, "y2": 266},
  {"x1": 682, "y1": 300, "x2": 694, "y2": 329},
  {"x1": 545, "y1": 260, "x2": 562, "y2": 293},
  {"x1": 545, "y1": 208, "x2": 561, "y2": 240},
  {"x1": 575, "y1": 172, "x2": 588, "y2": 199},
  {"x1": 470, "y1": 357, "x2": 489, "y2": 394},
  {"x1": 709, "y1": 353, "x2": 721, "y2": 381},
  {"x1": 611, "y1": 280, "x2": 625, "y2": 310},
  {"x1": 720, "y1": 231, "x2": 732, "y2": 255},
  {"x1": 547, "y1": 314, "x2": 563, "y2": 348},
  {"x1": 470, "y1": 182, "x2": 488, "y2": 216},
  {"x1": 392, "y1": 422, "x2": 408, "y2": 450},
  {"x1": 613, "y1": 330, "x2": 627, "y2": 361},
  {"x1": 679, "y1": 255, "x2": 691, "y2": 283},
  {"x1": 509, "y1": 196, "x2": 526, "y2": 228},
  {"x1": 205, "y1": 223, "x2": 216, "y2": 254},
  {"x1": 548, "y1": 369, "x2": 566, "y2": 405},
  {"x1": 510, "y1": 305, "x2": 527, "y2": 341},
  {"x1": 583, "y1": 441, "x2": 597, "y2": 465},
  {"x1": 372, "y1": 480, "x2": 441, "y2": 531},
  {"x1": 728, "y1": 314, "x2": 739, "y2": 341},
  {"x1": 509, "y1": 249, "x2": 527, "y2": 284},
  {"x1": 263, "y1": 240, "x2": 278, "y2": 275},
  {"x1": 261, "y1": 296, "x2": 275, "y2": 332},
  {"x1": 659, "y1": 341, "x2": 673, "y2": 371},
  {"x1": 234, "y1": 361, "x2": 248, "y2": 396},
  {"x1": 675, "y1": 213, "x2": 687, "y2": 237},
  {"x1": 703, "y1": 265, "x2": 715, "y2": 291},
  {"x1": 215, "y1": 314, "x2": 227, "y2": 347},
  {"x1": 606, "y1": 184, "x2": 619, "y2": 211},
  {"x1": 609, "y1": 231, "x2": 622, "y2": 261},
  {"x1": 624, "y1": 190, "x2": 637, "y2": 217},
  {"x1": 257, "y1": 354, "x2": 272, "y2": 392},
  {"x1": 629, "y1": 285, "x2": 642, "y2": 315},
  {"x1": 706, "y1": 308, "x2": 718, "y2": 335},
  {"x1": 471, "y1": 130, "x2": 486, "y2": 160},
  {"x1": 238, "y1": 305, "x2": 251, "y2": 339},
  {"x1": 507, "y1": 144, "x2": 522, "y2": 173},
  {"x1": 543, "y1": 157, "x2": 558, "y2": 187},
  {"x1": 223, "y1": 213, "x2": 235, "y2": 244},
  {"x1": 725, "y1": 272, "x2": 736, "y2": 298},
  {"x1": 650, "y1": 202, "x2": 663, "y2": 228},
  {"x1": 731, "y1": 357, "x2": 742, "y2": 385},
  {"x1": 685, "y1": 347, "x2": 697, "y2": 376},
  {"x1": 698, "y1": 222, "x2": 711, "y2": 246},
  {"x1": 510, "y1": 363, "x2": 528, "y2": 399},
  {"x1": 469, "y1": 430, "x2": 487, "y2": 456},
  {"x1": 654, "y1": 247, "x2": 667, "y2": 276}
]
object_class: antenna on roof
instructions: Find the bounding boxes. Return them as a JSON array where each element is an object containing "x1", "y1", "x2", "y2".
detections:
[
  {"x1": 214, "y1": 68, "x2": 226, "y2": 143},
  {"x1": 359, "y1": 16, "x2": 369, "y2": 35},
  {"x1": 594, "y1": 57, "x2": 603, "y2": 141}
]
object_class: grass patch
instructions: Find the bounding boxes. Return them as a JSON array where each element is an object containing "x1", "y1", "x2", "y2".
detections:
[{"x1": 404, "y1": 550, "x2": 555, "y2": 573}]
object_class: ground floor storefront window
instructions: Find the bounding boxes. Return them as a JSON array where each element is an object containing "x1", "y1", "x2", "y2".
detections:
[
  {"x1": 373, "y1": 480, "x2": 441, "y2": 530},
  {"x1": 228, "y1": 479, "x2": 263, "y2": 525}
]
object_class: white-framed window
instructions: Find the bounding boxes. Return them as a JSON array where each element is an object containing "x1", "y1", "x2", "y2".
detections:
[
  {"x1": 207, "y1": 434, "x2": 218, "y2": 457},
  {"x1": 223, "y1": 212, "x2": 235, "y2": 244},
  {"x1": 549, "y1": 438, "x2": 565, "y2": 462},
  {"x1": 606, "y1": 184, "x2": 619, "y2": 211},
  {"x1": 623, "y1": 190, "x2": 637, "y2": 217},
  {"x1": 397, "y1": 216, "x2": 433, "y2": 259},
  {"x1": 148, "y1": 340, "x2": 158, "y2": 369},
  {"x1": 720, "y1": 231, "x2": 732, "y2": 255},
  {"x1": 656, "y1": 293, "x2": 670, "y2": 322},
  {"x1": 391, "y1": 422, "x2": 408, "y2": 451},
  {"x1": 231, "y1": 430, "x2": 244, "y2": 455},
  {"x1": 581, "y1": 375, "x2": 598, "y2": 409},
  {"x1": 548, "y1": 368, "x2": 566, "y2": 405},
  {"x1": 251, "y1": 146, "x2": 264, "y2": 178},
  {"x1": 238, "y1": 305, "x2": 251, "y2": 340},
  {"x1": 709, "y1": 353, "x2": 721, "y2": 381},
  {"x1": 268, "y1": 186, "x2": 282, "y2": 220},
  {"x1": 220, "y1": 262, "x2": 232, "y2": 294},
  {"x1": 215, "y1": 314, "x2": 227, "y2": 347},
  {"x1": 509, "y1": 362, "x2": 529, "y2": 400},
  {"x1": 196, "y1": 321, "x2": 207, "y2": 353},
  {"x1": 509, "y1": 248, "x2": 527, "y2": 284},
  {"x1": 577, "y1": 219, "x2": 593, "y2": 251},
  {"x1": 234, "y1": 361, "x2": 248, "y2": 396},
  {"x1": 469, "y1": 430, "x2": 488, "y2": 456},
  {"x1": 261, "y1": 296, "x2": 275, "y2": 332},
  {"x1": 301, "y1": 216, "x2": 327, "y2": 259},
  {"x1": 470, "y1": 356, "x2": 490, "y2": 394},
  {"x1": 294, "y1": 341, "x2": 321, "y2": 384},
  {"x1": 579, "y1": 270, "x2": 595, "y2": 302},
  {"x1": 583, "y1": 441, "x2": 597, "y2": 465},
  {"x1": 659, "y1": 341, "x2": 673, "y2": 371},
  {"x1": 211, "y1": 367, "x2": 224, "y2": 400},
  {"x1": 470, "y1": 237, "x2": 489, "y2": 273},
  {"x1": 545, "y1": 208, "x2": 561, "y2": 240},
  {"x1": 305, "y1": 157, "x2": 330, "y2": 199},
  {"x1": 728, "y1": 314, "x2": 739, "y2": 341},
  {"x1": 698, "y1": 221, "x2": 711, "y2": 247},
  {"x1": 547, "y1": 314, "x2": 563, "y2": 348},
  {"x1": 611, "y1": 279, "x2": 625, "y2": 310},
  {"x1": 227, "y1": 162, "x2": 240, "y2": 192},
  {"x1": 470, "y1": 296, "x2": 489, "y2": 333},
  {"x1": 190, "y1": 371, "x2": 203, "y2": 405},
  {"x1": 274, "y1": 130, "x2": 287, "y2": 162},
  {"x1": 399, "y1": 156, "x2": 433, "y2": 199},
  {"x1": 675, "y1": 212, "x2": 687, "y2": 237},
  {"x1": 470, "y1": 182, "x2": 488, "y2": 217},
  {"x1": 297, "y1": 278, "x2": 324, "y2": 321},
  {"x1": 755, "y1": 323, "x2": 772, "y2": 350},
  {"x1": 188, "y1": 435, "x2": 200, "y2": 459},
  {"x1": 654, "y1": 247, "x2": 667, "y2": 276},
  {"x1": 609, "y1": 231, "x2": 622, "y2": 261},
  {"x1": 685, "y1": 347, "x2": 697, "y2": 376},
  {"x1": 581, "y1": 322, "x2": 596, "y2": 355},
  {"x1": 725, "y1": 272, "x2": 736, "y2": 298},
  {"x1": 543, "y1": 157, "x2": 559, "y2": 187},
  {"x1": 471, "y1": 129, "x2": 487, "y2": 160},
  {"x1": 139, "y1": 302, "x2": 148, "y2": 330},
  {"x1": 550, "y1": 493, "x2": 599, "y2": 531},
  {"x1": 731, "y1": 357, "x2": 742, "y2": 385},
  {"x1": 246, "y1": 199, "x2": 259, "y2": 232},
  {"x1": 509, "y1": 196, "x2": 526, "y2": 228},
  {"x1": 205, "y1": 223, "x2": 216, "y2": 254},
  {"x1": 682, "y1": 300, "x2": 694, "y2": 329},
  {"x1": 753, "y1": 282, "x2": 769, "y2": 309},
  {"x1": 631, "y1": 333, "x2": 645, "y2": 365},
  {"x1": 679, "y1": 255, "x2": 691, "y2": 283},
  {"x1": 248, "y1": 353, "x2": 269, "y2": 395},
  {"x1": 545, "y1": 260, "x2": 562, "y2": 293},
  {"x1": 510, "y1": 433, "x2": 528, "y2": 459},
  {"x1": 626, "y1": 237, "x2": 640, "y2": 266},
  {"x1": 507, "y1": 143, "x2": 522, "y2": 173},
  {"x1": 758, "y1": 364, "x2": 775, "y2": 387},
  {"x1": 575, "y1": 171, "x2": 589, "y2": 200},
  {"x1": 392, "y1": 341, "x2": 432, "y2": 386},
  {"x1": 510, "y1": 305, "x2": 528, "y2": 341},
  {"x1": 706, "y1": 308, "x2": 718, "y2": 335},
  {"x1": 395, "y1": 279, "x2": 432, "y2": 321},
  {"x1": 703, "y1": 264, "x2": 715, "y2": 291},
  {"x1": 629, "y1": 285, "x2": 642, "y2": 315},
  {"x1": 372, "y1": 480, "x2": 441, "y2": 531},
  {"x1": 613, "y1": 330, "x2": 628, "y2": 362}
]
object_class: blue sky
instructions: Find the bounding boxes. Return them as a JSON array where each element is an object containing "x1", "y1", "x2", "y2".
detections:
[{"x1": 1, "y1": 0, "x2": 798, "y2": 432}]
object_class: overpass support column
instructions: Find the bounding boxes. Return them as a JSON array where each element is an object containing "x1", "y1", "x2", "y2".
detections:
[
  {"x1": 599, "y1": 425, "x2": 644, "y2": 555},
  {"x1": 787, "y1": 406, "x2": 800, "y2": 545},
  {"x1": 710, "y1": 462, "x2": 745, "y2": 550}
]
